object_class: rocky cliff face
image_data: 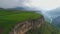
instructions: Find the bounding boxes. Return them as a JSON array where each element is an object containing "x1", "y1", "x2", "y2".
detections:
[{"x1": 9, "y1": 16, "x2": 44, "y2": 34}]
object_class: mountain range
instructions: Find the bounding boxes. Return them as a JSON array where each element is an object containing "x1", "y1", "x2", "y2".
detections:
[
  {"x1": 43, "y1": 7, "x2": 60, "y2": 28},
  {"x1": 6, "y1": 6, "x2": 41, "y2": 11}
]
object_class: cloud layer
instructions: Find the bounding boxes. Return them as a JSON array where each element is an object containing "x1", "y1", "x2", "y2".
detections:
[
  {"x1": 0, "y1": 0, "x2": 60, "y2": 10},
  {"x1": 0, "y1": 0, "x2": 27, "y2": 8},
  {"x1": 26, "y1": 0, "x2": 60, "y2": 10}
]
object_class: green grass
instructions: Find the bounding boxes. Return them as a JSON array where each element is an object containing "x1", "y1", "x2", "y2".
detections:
[
  {"x1": 0, "y1": 10, "x2": 42, "y2": 34},
  {"x1": 25, "y1": 22, "x2": 60, "y2": 34},
  {"x1": 39, "y1": 22, "x2": 60, "y2": 34}
]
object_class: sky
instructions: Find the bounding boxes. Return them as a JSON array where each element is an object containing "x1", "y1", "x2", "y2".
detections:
[{"x1": 0, "y1": 0, "x2": 60, "y2": 10}]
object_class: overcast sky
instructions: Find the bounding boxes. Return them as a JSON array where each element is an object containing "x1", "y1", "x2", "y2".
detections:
[{"x1": 0, "y1": 0, "x2": 60, "y2": 10}]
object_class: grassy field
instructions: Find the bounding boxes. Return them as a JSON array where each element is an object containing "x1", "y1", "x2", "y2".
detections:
[{"x1": 0, "y1": 10, "x2": 42, "y2": 34}]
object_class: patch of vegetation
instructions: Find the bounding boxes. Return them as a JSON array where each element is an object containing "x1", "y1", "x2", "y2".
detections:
[
  {"x1": 0, "y1": 10, "x2": 42, "y2": 34},
  {"x1": 25, "y1": 22, "x2": 60, "y2": 34}
]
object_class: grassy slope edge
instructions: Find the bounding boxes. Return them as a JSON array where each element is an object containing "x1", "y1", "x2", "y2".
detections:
[{"x1": 0, "y1": 10, "x2": 42, "y2": 34}]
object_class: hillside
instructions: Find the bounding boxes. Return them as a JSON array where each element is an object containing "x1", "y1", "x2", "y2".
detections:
[
  {"x1": 25, "y1": 22, "x2": 60, "y2": 34},
  {"x1": 0, "y1": 10, "x2": 42, "y2": 34},
  {"x1": 52, "y1": 16, "x2": 60, "y2": 28},
  {"x1": 0, "y1": 10, "x2": 60, "y2": 34}
]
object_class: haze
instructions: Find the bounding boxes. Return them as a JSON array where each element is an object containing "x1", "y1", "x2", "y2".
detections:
[{"x1": 0, "y1": 0, "x2": 60, "y2": 10}]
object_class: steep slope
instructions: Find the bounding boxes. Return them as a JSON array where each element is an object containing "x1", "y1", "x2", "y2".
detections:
[
  {"x1": 39, "y1": 22, "x2": 60, "y2": 34},
  {"x1": 25, "y1": 22, "x2": 60, "y2": 34},
  {"x1": 52, "y1": 16, "x2": 60, "y2": 28},
  {"x1": 9, "y1": 16, "x2": 44, "y2": 34},
  {"x1": 0, "y1": 9, "x2": 60, "y2": 34},
  {"x1": 0, "y1": 10, "x2": 42, "y2": 34}
]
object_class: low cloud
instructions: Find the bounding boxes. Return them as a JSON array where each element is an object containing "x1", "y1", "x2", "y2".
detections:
[
  {"x1": 0, "y1": 0, "x2": 28, "y2": 8},
  {"x1": 0, "y1": 0, "x2": 60, "y2": 10}
]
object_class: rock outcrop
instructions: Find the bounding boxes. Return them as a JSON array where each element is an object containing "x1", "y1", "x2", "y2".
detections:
[{"x1": 9, "y1": 16, "x2": 44, "y2": 34}]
